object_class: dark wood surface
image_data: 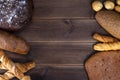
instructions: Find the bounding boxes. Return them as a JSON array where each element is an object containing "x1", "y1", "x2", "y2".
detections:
[{"x1": 7, "y1": 0, "x2": 110, "y2": 80}]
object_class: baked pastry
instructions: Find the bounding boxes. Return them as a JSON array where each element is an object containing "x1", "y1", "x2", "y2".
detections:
[
  {"x1": 93, "y1": 33, "x2": 118, "y2": 43},
  {"x1": 0, "y1": 50, "x2": 24, "y2": 79},
  {"x1": 0, "y1": 30, "x2": 29, "y2": 54},
  {"x1": 0, "y1": 50, "x2": 36, "y2": 79},
  {"x1": 93, "y1": 33, "x2": 120, "y2": 51},
  {"x1": 21, "y1": 76, "x2": 31, "y2": 80},
  {"x1": 0, "y1": 0, "x2": 33, "y2": 31},
  {"x1": 0, "y1": 62, "x2": 35, "y2": 72},
  {"x1": 85, "y1": 51, "x2": 120, "y2": 80}
]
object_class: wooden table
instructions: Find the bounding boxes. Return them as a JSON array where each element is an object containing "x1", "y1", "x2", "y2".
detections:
[{"x1": 9, "y1": 0, "x2": 109, "y2": 80}]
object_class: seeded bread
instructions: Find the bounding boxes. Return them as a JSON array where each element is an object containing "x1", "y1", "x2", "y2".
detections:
[{"x1": 0, "y1": 0, "x2": 33, "y2": 31}]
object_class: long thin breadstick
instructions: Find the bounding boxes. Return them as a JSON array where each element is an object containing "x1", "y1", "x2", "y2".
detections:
[
  {"x1": 1, "y1": 71, "x2": 14, "y2": 80},
  {"x1": 94, "y1": 42, "x2": 120, "y2": 51},
  {"x1": 0, "y1": 73, "x2": 31, "y2": 80},
  {"x1": 0, "y1": 30, "x2": 29, "y2": 54},
  {"x1": 16, "y1": 62, "x2": 36, "y2": 73},
  {"x1": 0, "y1": 62, "x2": 35, "y2": 79},
  {"x1": 0, "y1": 75, "x2": 6, "y2": 80},
  {"x1": 0, "y1": 50, "x2": 24, "y2": 79},
  {"x1": 0, "y1": 62, "x2": 35, "y2": 72},
  {"x1": 21, "y1": 76, "x2": 31, "y2": 80},
  {"x1": 93, "y1": 33, "x2": 118, "y2": 42}
]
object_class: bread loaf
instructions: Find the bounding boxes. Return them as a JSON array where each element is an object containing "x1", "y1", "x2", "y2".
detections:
[
  {"x1": 96, "y1": 11, "x2": 120, "y2": 40},
  {"x1": 85, "y1": 51, "x2": 120, "y2": 80},
  {"x1": 0, "y1": 0, "x2": 33, "y2": 31},
  {"x1": 0, "y1": 30, "x2": 29, "y2": 54}
]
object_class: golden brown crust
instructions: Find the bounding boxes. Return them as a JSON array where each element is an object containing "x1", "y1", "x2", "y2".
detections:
[
  {"x1": 0, "y1": 30, "x2": 29, "y2": 54},
  {"x1": 4, "y1": 71, "x2": 14, "y2": 79},
  {"x1": 0, "y1": 75, "x2": 7, "y2": 80},
  {"x1": 0, "y1": 72, "x2": 32, "y2": 80},
  {"x1": 0, "y1": 62, "x2": 35, "y2": 80},
  {"x1": 94, "y1": 42, "x2": 120, "y2": 51},
  {"x1": 0, "y1": 50, "x2": 24, "y2": 79},
  {"x1": 0, "y1": 50, "x2": 35, "y2": 79},
  {"x1": 21, "y1": 76, "x2": 31, "y2": 80},
  {"x1": 16, "y1": 62, "x2": 36, "y2": 73},
  {"x1": 0, "y1": 62, "x2": 35, "y2": 73},
  {"x1": 93, "y1": 33, "x2": 118, "y2": 42}
]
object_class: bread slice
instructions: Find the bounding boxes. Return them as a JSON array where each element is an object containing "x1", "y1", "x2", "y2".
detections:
[
  {"x1": 95, "y1": 11, "x2": 120, "y2": 40},
  {"x1": 85, "y1": 51, "x2": 120, "y2": 80}
]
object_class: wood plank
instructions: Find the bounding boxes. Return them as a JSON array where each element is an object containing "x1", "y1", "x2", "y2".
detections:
[
  {"x1": 29, "y1": 42, "x2": 92, "y2": 65},
  {"x1": 9, "y1": 55, "x2": 88, "y2": 80},
  {"x1": 11, "y1": 67, "x2": 88, "y2": 80},
  {"x1": 7, "y1": 45, "x2": 89, "y2": 79},
  {"x1": 18, "y1": 19, "x2": 108, "y2": 42},
  {"x1": 6, "y1": 42, "x2": 93, "y2": 67},
  {"x1": 27, "y1": 68, "x2": 88, "y2": 80},
  {"x1": 5, "y1": 48, "x2": 89, "y2": 80},
  {"x1": 33, "y1": 0, "x2": 94, "y2": 19},
  {"x1": 27, "y1": 67, "x2": 88, "y2": 80},
  {"x1": 43, "y1": 68, "x2": 88, "y2": 80}
]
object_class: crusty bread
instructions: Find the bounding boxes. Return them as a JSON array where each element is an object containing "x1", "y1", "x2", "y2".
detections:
[
  {"x1": 0, "y1": 30, "x2": 29, "y2": 54},
  {"x1": 0, "y1": 49, "x2": 24, "y2": 79},
  {"x1": 85, "y1": 51, "x2": 120, "y2": 80},
  {"x1": 95, "y1": 11, "x2": 120, "y2": 40}
]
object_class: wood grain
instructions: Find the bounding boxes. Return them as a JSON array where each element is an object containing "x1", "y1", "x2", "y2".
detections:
[
  {"x1": 43, "y1": 68, "x2": 88, "y2": 80},
  {"x1": 33, "y1": 0, "x2": 94, "y2": 19},
  {"x1": 18, "y1": 19, "x2": 108, "y2": 42},
  {"x1": 7, "y1": 42, "x2": 92, "y2": 80},
  {"x1": 9, "y1": 0, "x2": 110, "y2": 80},
  {"x1": 6, "y1": 42, "x2": 93, "y2": 67},
  {"x1": 27, "y1": 67, "x2": 88, "y2": 80}
]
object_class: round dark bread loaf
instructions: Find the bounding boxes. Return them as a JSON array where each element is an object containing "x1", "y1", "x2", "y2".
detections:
[
  {"x1": 85, "y1": 51, "x2": 120, "y2": 80},
  {"x1": 0, "y1": 0, "x2": 33, "y2": 31}
]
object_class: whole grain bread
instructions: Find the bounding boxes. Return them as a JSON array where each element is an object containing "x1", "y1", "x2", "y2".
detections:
[
  {"x1": 85, "y1": 51, "x2": 120, "y2": 80},
  {"x1": 95, "y1": 11, "x2": 120, "y2": 40},
  {"x1": 0, "y1": 0, "x2": 33, "y2": 31}
]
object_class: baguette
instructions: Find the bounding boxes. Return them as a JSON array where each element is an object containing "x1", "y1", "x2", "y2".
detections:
[
  {"x1": 94, "y1": 42, "x2": 120, "y2": 51},
  {"x1": 93, "y1": 33, "x2": 118, "y2": 42},
  {"x1": 0, "y1": 30, "x2": 29, "y2": 54}
]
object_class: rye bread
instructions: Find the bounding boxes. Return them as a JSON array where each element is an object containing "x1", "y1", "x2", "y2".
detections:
[
  {"x1": 95, "y1": 11, "x2": 120, "y2": 40},
  {"x1": 85, "y1": 51, "x2": 120, "y2": 80},
  {"x1": 0, "y1": 0, "x2": 33, "y2": 31}
]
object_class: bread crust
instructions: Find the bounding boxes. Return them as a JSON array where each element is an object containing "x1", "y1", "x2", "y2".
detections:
[
  {"x1": 0, "y1": 30, "x2": 29, "y2": 54},
  {"x1": 0, "y1": 0, "x2": 33, "y2": 31},
  {"x1": 85, "y1": 51, "x2": 120, "y2": 80},
  {"x1": 96, "y1": 11, "x2": 120, "y2": 40}
]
